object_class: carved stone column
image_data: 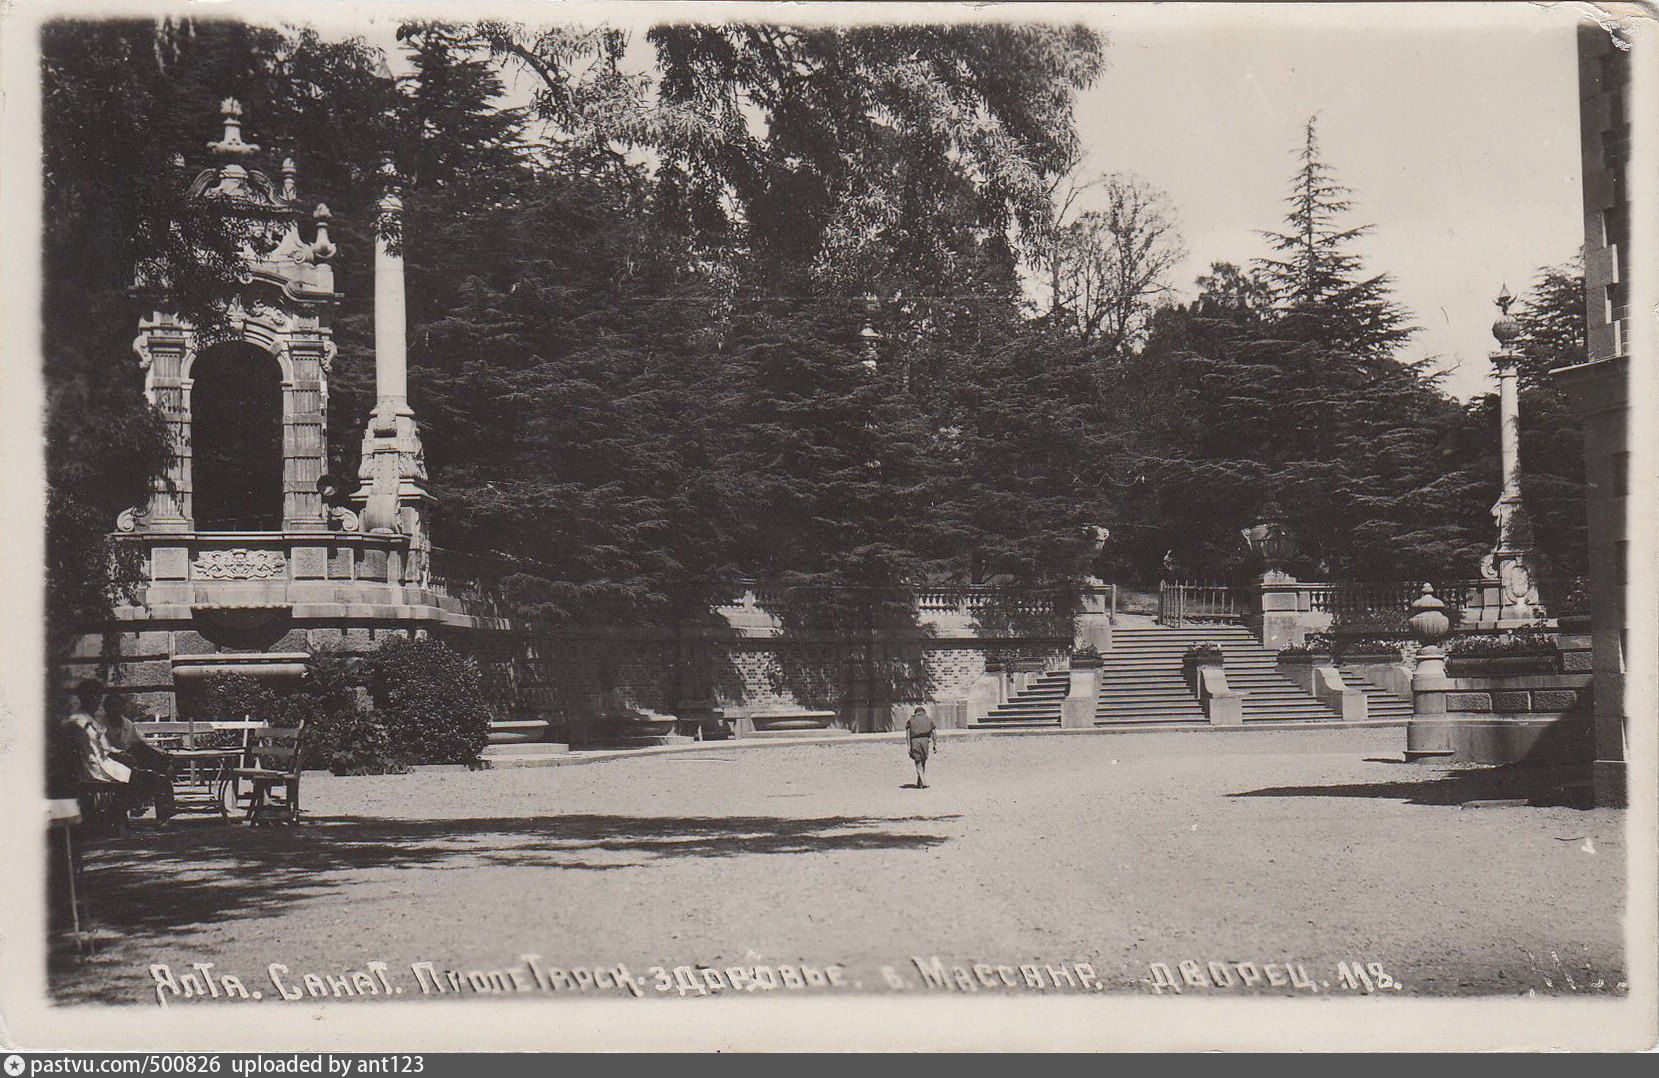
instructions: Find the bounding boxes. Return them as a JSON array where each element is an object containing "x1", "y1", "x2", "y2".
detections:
[
  {"x1": 353, "y1": 184, "x2": 431, "y2": 581},
  {"x1": 1479, "y1": 287, "x2": 1544, "y2": 623}
]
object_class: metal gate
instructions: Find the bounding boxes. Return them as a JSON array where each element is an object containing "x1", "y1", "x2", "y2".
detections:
[{"x1": 1157, "y1": 580, "x2": 1245, "y2": 626}]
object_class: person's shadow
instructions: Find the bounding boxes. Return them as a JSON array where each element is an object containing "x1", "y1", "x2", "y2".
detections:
[{"x1": 900, "y1": 782, "x2": 930, "y2": 790}]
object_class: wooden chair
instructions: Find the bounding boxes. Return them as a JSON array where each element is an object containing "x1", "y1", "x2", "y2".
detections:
[{"x1": 230, "y1": 723, "x2": 306, "y2": 826}]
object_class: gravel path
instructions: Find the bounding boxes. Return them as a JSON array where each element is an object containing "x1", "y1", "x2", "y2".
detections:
[{"x1": 52, "y1": 727, "x2": 1625, "y2": 1005}]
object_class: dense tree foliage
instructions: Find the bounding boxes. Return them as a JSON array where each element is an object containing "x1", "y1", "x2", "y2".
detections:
[
  {"x1": 1092, "y1": 122, "x2": 1583, "y2": 587},
  {"x1": 44, "y1": 16, "x2": 1590, "y2": 675},
  {"x1": 401, "y1": 20, "x2": 1111, "y2": 624}
]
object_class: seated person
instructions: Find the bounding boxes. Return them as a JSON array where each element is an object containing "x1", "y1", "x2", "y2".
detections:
[
  {"x1": 62, "y1": 680, "x2": 174, "y2": 828},
  {"x1": 101, "y1": 694, "x2": 177, "y2": 773},
  {"x1": 101, "y1": 694, "x2": 178, "y2": 825}
]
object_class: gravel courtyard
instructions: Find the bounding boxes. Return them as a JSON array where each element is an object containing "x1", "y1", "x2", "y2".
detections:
[{"x1": 51, "y1": 727, "x2": 1626, "y2": 1005}]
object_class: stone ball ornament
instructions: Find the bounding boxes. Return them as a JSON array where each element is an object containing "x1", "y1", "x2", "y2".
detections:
[
  {"x1": 1491, "y1": 285, "x2": 1522, "y2": 349},
  {"x1": 1407, "y1": 583, "x2": 1452, "y2": 646}
]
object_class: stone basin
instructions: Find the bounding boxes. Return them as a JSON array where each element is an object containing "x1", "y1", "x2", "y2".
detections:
[
  {"x1": 487, "y1": 719, "x2": 552, "y2": 745},
  {"x1": 747, "y1": 709, "x2": 837, "y2": 733}
]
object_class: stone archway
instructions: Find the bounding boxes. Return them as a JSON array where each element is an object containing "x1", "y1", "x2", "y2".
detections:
[{"x1": 189, "y1": 341, "x2": 284, "y2": 531}]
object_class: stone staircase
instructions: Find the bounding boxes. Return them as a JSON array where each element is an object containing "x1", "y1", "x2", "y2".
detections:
[
  {"x1": 1094, "y1": 626, "x2": 1207, "y2": 725},
  {"x1": 972, "y1": 669, "x2": 1070, "y2": 728},
  {"x1": 1095, "y1": 625, "x2": 1338, "y2": 725},
  {"x1": 1337, "y1": 667, "x2": 1415, "y2": 720}
]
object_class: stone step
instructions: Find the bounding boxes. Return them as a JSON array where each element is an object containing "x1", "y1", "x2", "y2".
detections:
[
  {"x1": 1094, "y1": 684, "x2": 1196, "y2": 693},
  {"x1": 975, "y1": 714, "x2": 1062, "y2": 724},
  {"x1": 480, "y1": 748, "x2": 575, "y2": 768},
  {"x1": 1094, "y1": 696, "x2": 1202, "y2": 706},
  {"x1": 972, "y1": 718, "x2": 1061, "y2": 728},
  {"x1": 1095, "y1": 716, "x2": 1205, "y2": 726},
  {"x1": 481, "y1": 741, "x2": 571, "y2": 757}
]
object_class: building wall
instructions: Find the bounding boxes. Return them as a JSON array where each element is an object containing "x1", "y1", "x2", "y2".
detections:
[{"x1": 1555, "y1": 25, "x2": 1633, "y2": 805}]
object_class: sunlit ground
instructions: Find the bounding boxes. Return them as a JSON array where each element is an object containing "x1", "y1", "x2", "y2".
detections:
[{"x1": 51, "y1": 727, "x2": 1625, "y2": 1005}]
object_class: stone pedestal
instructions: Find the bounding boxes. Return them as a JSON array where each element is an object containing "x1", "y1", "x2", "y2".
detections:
[
  {"x1": 1061, "y1": 662, "x2": 1099, "y2": 728},
  {"x1": 1406, "y1": 647, "x2": 1456, "y2": 760},
  {"x1": 1278, "y1": 657, "x2": 1366, "y2": 721},
  {"x1": 1188, "y1": 656, "x2": 1242, "y2": 726}
]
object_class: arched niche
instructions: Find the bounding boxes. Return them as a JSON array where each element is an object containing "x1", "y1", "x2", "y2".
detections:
[{"x1": 188, "y1": 341, "x2": 286, "y2": 531}]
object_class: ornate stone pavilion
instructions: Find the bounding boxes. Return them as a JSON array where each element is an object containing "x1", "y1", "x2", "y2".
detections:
[{"x1": 75, "y1": 101, "x2": 502, "y2": 716}]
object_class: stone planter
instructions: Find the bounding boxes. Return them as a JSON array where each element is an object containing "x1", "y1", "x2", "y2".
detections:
[
  {"x1": 1274, "y1": 651, "x2": 1330, "y2": 666},
  {"x1": 602, "y1": 715, "x2": 678, "y2": 737},
  {"x1": 1069, "y1": 654, "x2": 1103, "y2": 670},
  {"x1": 1446, "y1": 653, "x2": 1558, "y2": 677},
  {"x1": 1181, "y1": 652, "x2": 1224, "y2": 689},
  {"x1": 1336, "y1": 649, "x2": 1402, "y2": 666}
]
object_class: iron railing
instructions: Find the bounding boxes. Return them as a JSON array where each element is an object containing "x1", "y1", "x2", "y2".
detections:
[{"x1": 1157, "y1": 581, "x2": 1245, "y2": 626}]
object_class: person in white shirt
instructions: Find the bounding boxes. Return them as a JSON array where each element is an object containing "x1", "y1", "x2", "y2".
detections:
[{"x1": 63, "y1": 679, "x2": 174, "y2": 826}]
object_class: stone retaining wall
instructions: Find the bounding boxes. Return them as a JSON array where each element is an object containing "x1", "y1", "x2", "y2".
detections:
[
  {"x1": 73, "y1": 617, "x2": 1068, "y2": 741},
  {"x1": 1413, "y1": 627, "x2": 1597, "y2": 765}
]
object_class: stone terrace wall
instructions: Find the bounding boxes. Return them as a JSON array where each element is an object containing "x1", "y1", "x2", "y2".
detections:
[{"x1": 438, "y1": 628, "x2": 1069, "y2": 737}]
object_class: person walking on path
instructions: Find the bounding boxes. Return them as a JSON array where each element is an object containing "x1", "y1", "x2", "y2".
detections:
[{"x1": 905, "y1": 706, "x2": 938, "y2": 788}]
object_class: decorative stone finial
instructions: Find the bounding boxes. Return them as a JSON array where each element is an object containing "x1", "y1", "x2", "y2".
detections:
[
  {"x1": 312, "y1": 204, "x2": 336, "y2": 261},
  {"x1": 1407, "y1": 583, "x2": 1452, "y2": 646},
  {"x1": 281, "y1": 157, "x2": 298, "y2": 201},
  {"x1": 1492, "y1": 284, "x2": 1521, "y2": 348},
  {"x1": 208, "y1": 97, "x2": 259, "y2": 158}
]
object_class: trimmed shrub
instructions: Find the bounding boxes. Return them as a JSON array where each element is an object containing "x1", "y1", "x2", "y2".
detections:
[
  {"x1": 193, "y1": 672, "x2": 280, "y2": 722},
  {"x1": 364, "y1": 636, "x2": 490, "y2": 765},
  {"x1": 297, "y1": 648, "x2": 408, "y2": 776},
  {"x1": 197, "y1": 655, "x2": 410, "y2": 775},
  {"x1": 318, "y1": 707, "x2": 409, "y2": 776}
]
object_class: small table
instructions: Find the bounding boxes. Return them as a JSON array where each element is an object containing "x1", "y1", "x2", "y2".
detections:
[{"x1": 168, "y1": 747, "x2": 243, "y2": 818}]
